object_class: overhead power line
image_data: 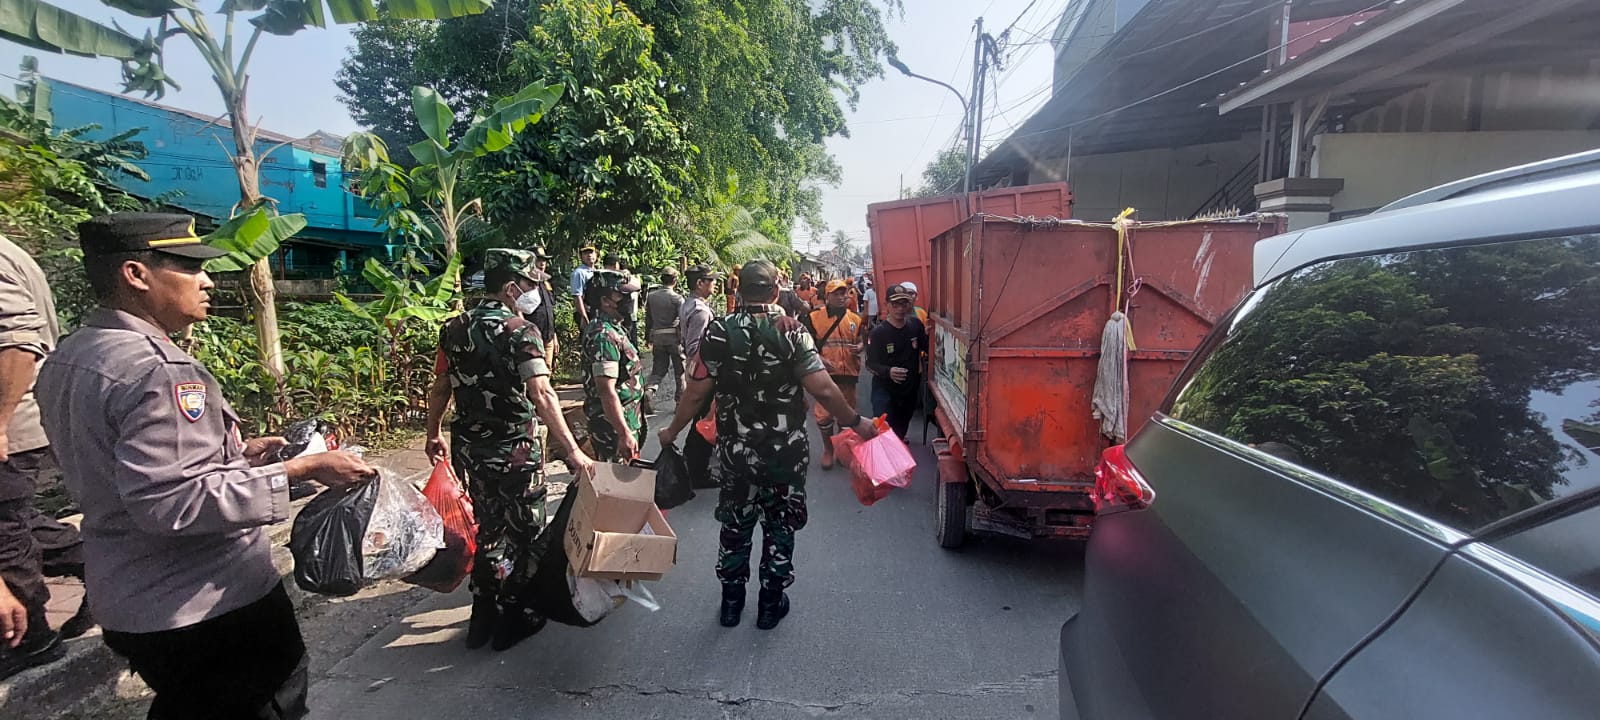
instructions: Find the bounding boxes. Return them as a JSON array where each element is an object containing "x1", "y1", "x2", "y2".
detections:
[
  {"x1": 1000, "y1": 0, "x2": 1400, "y2": 146},
  {"x1": 999, "y1": 0, "x2": 1043, "y2": 40}
]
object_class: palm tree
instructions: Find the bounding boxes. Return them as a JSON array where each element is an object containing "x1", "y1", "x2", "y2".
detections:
[
  {"x1": 831, "y1": 230, "x2": 863, "y2": 265},
  {"x1": 695, "y1": 199, "x2": 792, "y2": 269}
]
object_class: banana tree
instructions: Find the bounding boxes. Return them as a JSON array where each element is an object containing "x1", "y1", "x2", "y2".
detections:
[
  {"x1": 0, "y1": 0, "x2": 494, "y2": 378},
  {"x1": 345, "y1": 82, "x2": 563, "y2": 303},
  {"x1": 201, "y1": 204, "x2": 305, "y2": 273},
  {"x1": 334, "y1": 252, "x2": 461, "y2": 412}
]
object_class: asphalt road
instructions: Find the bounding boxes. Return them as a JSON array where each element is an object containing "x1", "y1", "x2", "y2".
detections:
[{"x1": 307, "y1": 384, "x2": 1086, "y2": 720}]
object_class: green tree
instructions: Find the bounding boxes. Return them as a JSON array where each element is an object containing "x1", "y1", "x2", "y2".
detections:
[
  {"x1": 343, "y1": 82, "x2": 564, "y2": 300},
  {"x1": 631, "y1": 0, "x2": 900, "y2": 234},
  {"x1": 469, "y1": 0, "x2": 690, "y2": 265},
  {"x1": 336, "y1": 0, "x2": 902, "y2": 250},
  {"x1": 916, "y1": 145, "x2": 966, "y2": 198},
  {"x1": 0, "y1": 92, "x2": 150, "y2": 328},
  {"x1": 830, "y1": 229, "x2": 865, "y2": 266},
  {"x1": 335, "y1": 4, "x2": 533, "y2": 165},
  {"x1": 0, "y1": 0, "x2": 497, "y2": 378},
  {"x1": 687, "y1": 180, "x2": 793, "y2": 268}
]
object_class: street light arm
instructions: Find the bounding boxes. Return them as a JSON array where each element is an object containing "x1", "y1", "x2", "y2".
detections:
[{"x1": 887, "y1": 56, "x2": 969, "y2": 118}]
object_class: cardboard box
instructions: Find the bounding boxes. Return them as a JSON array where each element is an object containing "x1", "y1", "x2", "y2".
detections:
[{"x1": 564, "y1": 463, "x2": 678, "y2": 581}]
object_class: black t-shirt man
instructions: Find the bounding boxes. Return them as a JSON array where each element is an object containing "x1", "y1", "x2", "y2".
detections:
[{"x1": 865, "y1": 284, "x2": 927, "y2": 439}]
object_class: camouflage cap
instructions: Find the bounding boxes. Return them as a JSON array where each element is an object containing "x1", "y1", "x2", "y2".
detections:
[
  {"x1": 483, "y1": 248, "x2": 548, "y2": 283},
  {"x1": 587, "y1": 269, "x2": 641, "y2": 294}
]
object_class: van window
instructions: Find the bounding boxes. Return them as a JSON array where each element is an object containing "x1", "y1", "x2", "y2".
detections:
[{"x1": 1166, "y1": 234, "x2": 1600, "y2": 531}]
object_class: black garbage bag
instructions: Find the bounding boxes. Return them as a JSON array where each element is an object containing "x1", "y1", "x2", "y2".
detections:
[
  {"x1": 290, "y1": 480, "x2": 379, "y2": 597},
  {"x1": 525, "y1": 487, "x2": 600, "y2": 627},
  {"x1": 289, "y1": 470, "x2": 443, "y2": 597},
  {"x1": 684, "y1": 429, "x2": 717, "y2": 489},
  {"x1": 652, "y1": 445, "x2": 694, "y2": 510},
  {"x1": 272, "y1": 418, "x2": 336, "y2": 462}
]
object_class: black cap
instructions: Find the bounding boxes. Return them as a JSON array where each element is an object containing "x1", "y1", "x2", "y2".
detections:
[
  {"x1": 602, "y1": 251, "x2": 623, "y2": 266},
  {"x1": 78, "y1": 212, "x2": 225, "y2": 259},
  {"x1": 887, "y1": 284, "x2": 914, "y2": 302},
  {"x1": 660, "y1": 265, "x2": 680, "y2": 278},
  {"x1": 738, "y1": 260, "x2": 779, "y2": 293},
  {"x1": 685, "y1": 264, "x2": 723, "y2": 282}
]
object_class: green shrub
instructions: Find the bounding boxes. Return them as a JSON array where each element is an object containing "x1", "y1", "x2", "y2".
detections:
[{"x1": 191, "y1": 301, "x2": 440, "y2": 446}]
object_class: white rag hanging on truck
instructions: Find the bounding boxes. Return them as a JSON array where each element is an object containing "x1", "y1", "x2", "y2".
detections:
[{"x1": 1092, "y1": 311, "x2": 1130, "y2": 443}]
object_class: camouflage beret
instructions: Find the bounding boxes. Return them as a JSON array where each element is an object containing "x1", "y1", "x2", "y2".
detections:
[
  {"x1": 587, "y1": 269, "x2": 641, "y2": 294},
  {"x1": 483, "y1": 248, "x2": 548, "y2": 282}
]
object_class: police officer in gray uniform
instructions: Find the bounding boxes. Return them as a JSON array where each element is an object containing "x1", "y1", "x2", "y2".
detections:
[{"x1": 36, "y1": 213, "x2": 372, "y2": 720}]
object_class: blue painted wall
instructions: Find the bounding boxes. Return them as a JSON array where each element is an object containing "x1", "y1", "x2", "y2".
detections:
[{"x1": 44, "y1": 79, "x2": 384, "y2": 257}]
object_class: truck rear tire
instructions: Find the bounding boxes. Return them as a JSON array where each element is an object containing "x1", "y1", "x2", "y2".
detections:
[{"x1": 936, "y1": 478, "x2": 968, "y2": 549}]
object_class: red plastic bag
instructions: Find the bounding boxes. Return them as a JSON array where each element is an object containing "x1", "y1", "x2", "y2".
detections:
[
  {"x1": 855, "y1": 423, "x2": 917, "y2": 489},
  {"x1": 833, "y1": 430, "x2": 891, "y2": 506},
  {"x1": 695, "y1": 400, "x2": 717, "y2": 443},
  {"x1": 405, "y1": 461, "x2": 477, "y2": 593}
]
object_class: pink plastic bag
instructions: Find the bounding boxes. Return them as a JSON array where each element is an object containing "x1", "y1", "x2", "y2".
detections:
[
  {"x1": 833, "y1": 430, "x2": 891, "y2": 506},
  {"x1": 854, "y1": 427, "x2": 916, "y2": 488}
]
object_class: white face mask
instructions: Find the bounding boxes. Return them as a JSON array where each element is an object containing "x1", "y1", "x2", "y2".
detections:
[{"x1": 513, "y1": 283, "x2": 543, "y2": 315}]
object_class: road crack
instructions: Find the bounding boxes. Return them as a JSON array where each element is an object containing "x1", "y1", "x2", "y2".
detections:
[
  {"x1": 555, "y1": 683, "x2": 873, "y2": 713},
  {"x1": 319, "y1": 667, "x2": 1057, "y2": 712}
]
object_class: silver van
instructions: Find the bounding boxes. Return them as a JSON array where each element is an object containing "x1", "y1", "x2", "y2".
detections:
[{"x1": 1062, "y1": 150, "x2": 1600, "y2": 719}]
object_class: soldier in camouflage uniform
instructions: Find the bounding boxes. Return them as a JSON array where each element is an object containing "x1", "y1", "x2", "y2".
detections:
[
  {"x1": 581, "y1": 269, "x2": 647, "y2": 462},
  {"x1": 660, "y1": 260, "x2": 876, "y2": 630},
  {"x1": 425, "y1": 248, "x2": 595, "y2": 652}
]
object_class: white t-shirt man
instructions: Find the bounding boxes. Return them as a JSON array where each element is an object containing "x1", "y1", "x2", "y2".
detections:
[{"x1": 862, "y1": 284, "x2": 880, "y2": 320}]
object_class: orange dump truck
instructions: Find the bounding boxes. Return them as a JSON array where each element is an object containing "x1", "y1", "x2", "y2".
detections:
[
  {"x1": 925, "y1": 214, "x2": 1285, "y2": 546},
  {"x1": 866, "y1": 183, "x2": 1073, "y2": 306}
]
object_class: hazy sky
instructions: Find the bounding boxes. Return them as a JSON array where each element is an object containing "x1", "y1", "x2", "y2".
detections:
[{"x1": 0, "y1": 1, "x2": 1059, "y2": 256}]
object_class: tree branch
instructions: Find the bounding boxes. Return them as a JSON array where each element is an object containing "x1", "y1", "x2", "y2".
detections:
[
  {"x1": 236, "y1": 25, "x2": 264, "y2": 80},
  {"x1": 211, "y1": 132, "x2": 238, "y2": 160}
]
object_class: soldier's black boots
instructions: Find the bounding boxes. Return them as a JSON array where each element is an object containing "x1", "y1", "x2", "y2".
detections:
[
  {"x1": 465, "y1": 596, "x2": 498, "y2": 649},
  {"x1": 719, "y1": 584, "x2": 745, "y2": 627},
  {"x1": 492, "y1": 607, "x2": 547, "y2": 651},
  {"x1": 755, "y1": 586, "x2": 789, "y2": 630},
  {"x1": 58, "y1": 599, "x2": 95, "y2": 640},
  {"x1": 0, "y1": 629, "x2": 64, "y2": 682}
]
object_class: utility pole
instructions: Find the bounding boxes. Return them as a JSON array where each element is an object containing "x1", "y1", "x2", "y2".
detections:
[
  {"x1": 974, "y1": 33, "x2": 991, "y2": 186},
  {"x1": 965, "y1": 16, "x2": 983, "y2": 198}
]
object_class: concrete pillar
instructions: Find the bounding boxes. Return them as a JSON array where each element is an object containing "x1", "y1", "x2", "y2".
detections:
[{"x1": 1254, "y1": 177, "x2": 1346, "y2": 231}]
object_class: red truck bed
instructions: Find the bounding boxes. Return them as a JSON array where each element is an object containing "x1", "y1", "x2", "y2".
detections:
[
  {"x1": 926, "y1": 214, "x2": 1285, "y2": 541},
  {"x1": 866, "y1": 183, "x2": 1072, "y2": 305}
]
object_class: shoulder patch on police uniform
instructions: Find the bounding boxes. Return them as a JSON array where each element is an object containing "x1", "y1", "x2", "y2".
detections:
[{"x1": 175, "y1": 382, "x2": 206, "y2": 422}]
